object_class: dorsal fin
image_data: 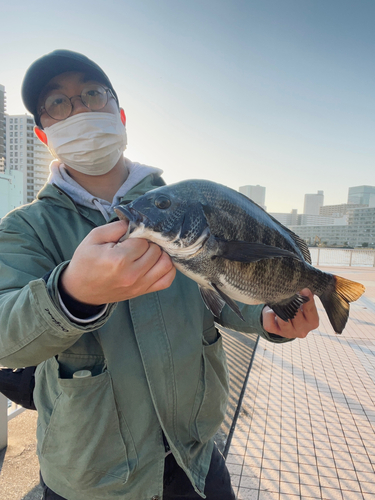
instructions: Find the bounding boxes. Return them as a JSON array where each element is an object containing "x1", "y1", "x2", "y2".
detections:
[
  {"x1": 284, "y1": 229, "x2": 312, "y2": 264},
  {"x1": 266, "y1": 213, "x2": 312, "y2": 264}
]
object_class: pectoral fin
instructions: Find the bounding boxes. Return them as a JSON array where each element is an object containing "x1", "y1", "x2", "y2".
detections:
[
  {"x1": 198, "y1": 284, "x2": 245, "y2": 321},
  {"x1": 268, "y1": 294, "x2": 310, "y2": 322},
  {"x1": 211, "y1": 283, "x2": 245, "y2": 321},
  {"x1": 213, "y1": 238, "x2": 301, "y2": 263},
  {"x1": 199, "y1": 285, "x2": 226, "y2": 318}
]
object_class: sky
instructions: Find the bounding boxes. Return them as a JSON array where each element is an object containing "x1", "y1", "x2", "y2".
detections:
[{"x1": 1, "y1": 0, "x2": 374, "y2": 212}]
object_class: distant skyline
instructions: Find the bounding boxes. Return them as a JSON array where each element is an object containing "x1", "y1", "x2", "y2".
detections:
[
  {"x1": 241, "y1": 183, "x2": 375, "y2": 215},
  {"x1": 1, "y1": 0, "x2": 374, "y2": 212}
]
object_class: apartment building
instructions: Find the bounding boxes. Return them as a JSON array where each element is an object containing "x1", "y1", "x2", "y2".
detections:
[
  {"x1": 0, "y1": 85, "x2": 5, "y2": 173},
  {"x1": 303, "y1": 190, "x2": 324, "y2": 215},
  {"x1": 347, "y1": 206, "x2": 375, "y2": 247},
  {"x1": 5, "y1": 114, "x2": 53, "y2": 205},
  {"x1": 239, "y1": 184, "x2": 266, "y2": 209}
]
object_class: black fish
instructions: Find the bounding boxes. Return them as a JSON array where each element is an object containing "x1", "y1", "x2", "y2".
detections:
[{"x1": 115, "y1": 180, "x2": 365, "y2": 334}]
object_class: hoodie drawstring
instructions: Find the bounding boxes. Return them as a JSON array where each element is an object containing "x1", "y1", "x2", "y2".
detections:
[{"x1": 92, "y1": 199, "x2": 110, "y2": 222}]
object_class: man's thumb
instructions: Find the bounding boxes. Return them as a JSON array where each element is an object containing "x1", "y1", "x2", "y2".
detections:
[{"x1": 86, "y1": 220, "x2": 129, "y2": 245}]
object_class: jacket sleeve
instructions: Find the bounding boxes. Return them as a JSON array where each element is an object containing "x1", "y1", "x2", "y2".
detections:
[
  {"x1": 0, "y1": 212, "x2": 116, "y2": 368},
  {"x1": 217, "y1": 302, "x2": 294, "y2": 344}
]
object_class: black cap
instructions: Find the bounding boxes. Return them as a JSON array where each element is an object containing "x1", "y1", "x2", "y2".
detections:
[{"x1": 21, "y1": 49, "x2": 119, "y2": 125}]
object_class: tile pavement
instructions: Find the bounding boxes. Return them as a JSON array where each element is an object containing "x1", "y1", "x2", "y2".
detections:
[
  {"x1": 227, "y1": 267, "x2": 375, "y2": 500},
  {"x1": 1, "y1": 266, "x2": 374, "y2": 499}
]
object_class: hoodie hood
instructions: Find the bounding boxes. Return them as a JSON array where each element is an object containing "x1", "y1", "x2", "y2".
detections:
[{"x1": 47, "y1": 158, "x2": 163, "y2": 221}]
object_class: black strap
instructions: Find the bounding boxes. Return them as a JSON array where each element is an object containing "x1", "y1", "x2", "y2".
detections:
[{"x1": 0, "y1": 366, "x2": 37, "y2": 410}]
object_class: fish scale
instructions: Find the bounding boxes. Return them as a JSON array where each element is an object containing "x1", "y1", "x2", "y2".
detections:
[{"x1": 115, "y1": 179, "x2": 365, "y2": 334}]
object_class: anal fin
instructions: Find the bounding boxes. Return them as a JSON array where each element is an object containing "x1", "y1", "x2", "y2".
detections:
[{"x1": 268, "y1": 294, "x2": 309, "y2": 322}]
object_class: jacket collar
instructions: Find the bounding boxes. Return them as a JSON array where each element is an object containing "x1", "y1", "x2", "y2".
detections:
[{"x1": 37, "y1": 173, "x2": 166, "y2": 223}]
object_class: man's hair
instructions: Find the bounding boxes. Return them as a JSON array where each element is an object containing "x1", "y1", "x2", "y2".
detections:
[{"x1": 22, "y1": 49, "x2": 119, "y2": 126}]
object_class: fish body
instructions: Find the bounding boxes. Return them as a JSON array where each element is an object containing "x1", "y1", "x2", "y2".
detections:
[{"x1": 115, "y1": 179, "x2": 365, "y2": 334}]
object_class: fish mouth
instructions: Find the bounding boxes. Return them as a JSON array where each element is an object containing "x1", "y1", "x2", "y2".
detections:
[
  {"x1": 114, "y1": 205, "x2": 148, "y2": 241},
  {"x1": 114, "y1": 205, "x2": 143, "y2": 224}
]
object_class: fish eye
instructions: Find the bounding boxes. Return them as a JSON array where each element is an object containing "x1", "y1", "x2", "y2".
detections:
[{"x1": 154, "y1": 195, "x2": 171, "y2": 210}]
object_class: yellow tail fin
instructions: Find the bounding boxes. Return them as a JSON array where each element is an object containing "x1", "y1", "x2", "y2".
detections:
[{"x1": 319, "y1": 275, "x2": 365, "y2": 334}]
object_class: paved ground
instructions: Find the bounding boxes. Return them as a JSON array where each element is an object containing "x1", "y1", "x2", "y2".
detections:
[
  {"x1": 227, "y1": 266, "x2": 375, "y2": 500},
  {"x1": 1, "y1": 266, "x2": 374, "y2": 500},
  {"x1": 0, "y1": 410, "x2": 42, "y2": 499}
]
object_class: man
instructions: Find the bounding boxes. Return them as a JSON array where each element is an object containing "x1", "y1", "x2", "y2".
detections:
[{"x1": 0, "y1": 50, "x2": 319, "y2": 500}]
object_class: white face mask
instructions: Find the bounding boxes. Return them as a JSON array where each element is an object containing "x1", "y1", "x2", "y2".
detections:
[{"x1": 45, "y1": 112, "x2": 127, "y2": 175}]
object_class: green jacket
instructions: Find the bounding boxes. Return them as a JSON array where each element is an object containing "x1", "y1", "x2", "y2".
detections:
[{"x1": 0, "y1": 174, "x2": 289, "y2": 500}]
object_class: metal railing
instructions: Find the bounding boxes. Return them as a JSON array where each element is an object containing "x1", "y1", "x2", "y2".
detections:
[
  {"x1": 0, "y1": 393, "x2": 25, "y2": 450},
  {"x1": 309, "y1": 248, "x2": 375, "y2": 267}
]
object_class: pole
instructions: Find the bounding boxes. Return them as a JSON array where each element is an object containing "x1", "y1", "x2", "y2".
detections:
[{"x1": 0, "y1": 393, "x2": 8, "y2": 450}]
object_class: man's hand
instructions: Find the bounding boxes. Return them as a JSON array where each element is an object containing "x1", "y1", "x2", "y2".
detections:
[
  {"x1": 60, "y1": 220, "x2": 176, "y2": 305},
  {"x1": 262, "y1": 289, "x2": 319, "y2": 339}
]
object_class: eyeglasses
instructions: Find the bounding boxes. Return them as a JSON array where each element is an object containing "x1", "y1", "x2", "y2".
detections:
[{"x1": 39, "y1": 84, "x2": 115, "y2": 121}]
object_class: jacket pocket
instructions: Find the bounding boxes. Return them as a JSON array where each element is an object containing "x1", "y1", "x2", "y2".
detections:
[
  {"x1": 40, "y1": 358, "x2": 129, "y2": 490},
  {"x1": 190, "y1": 333, "x2": 229, "y2": 443}
]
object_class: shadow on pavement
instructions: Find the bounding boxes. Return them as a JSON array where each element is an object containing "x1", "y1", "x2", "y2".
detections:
[
  {"x1": 21, "y1": 483, "x2": 43, "y2": 500},
  {"x1": 215, "y1": 328, "x2": 259, "y2": 457}
]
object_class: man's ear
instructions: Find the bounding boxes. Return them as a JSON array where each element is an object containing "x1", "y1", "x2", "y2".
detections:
[
  {"x1": 34, "y1": 126, "x2": 48, "y2": 145},
  {"x1": 120, "y1": 108, "x2": 126, "y2": 126}
]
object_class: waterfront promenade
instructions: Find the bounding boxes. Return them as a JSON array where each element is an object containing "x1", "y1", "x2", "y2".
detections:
[
  {"x1": 1, "y1": 266, "x2": 374, "y2": 499},
  {"x1": 227, "y1": 267, "x2": 375, "y2": 499}
]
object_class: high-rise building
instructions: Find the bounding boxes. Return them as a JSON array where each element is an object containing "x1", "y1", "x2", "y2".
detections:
[
  {"x1": 347, "y1": 206, "x2": 375, "y2": 247},
  {"x1": 348, "y1": 186, "x2": 375, "y2": 207},
  {"x1": 0, "y1": 84, "x2": 6, "y2": 173},
  {"x1": 239, "y1": 185, "x2": 266, "y2": 209},
  {"x1": 319, "y1": 203, "x2": 367, "y2": 218},
  {"x1": 303, "y1": 190, "x2": 324, "y2": 215},
  {"x1": 5, "y1": 114, "x2": 53, "y2": 205}
]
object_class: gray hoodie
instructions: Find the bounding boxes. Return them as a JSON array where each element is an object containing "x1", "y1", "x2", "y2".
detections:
[{"x1": 48, "y1": 157, "x2": 163, "y2": 222}]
